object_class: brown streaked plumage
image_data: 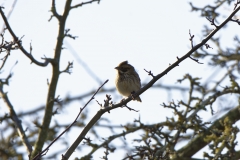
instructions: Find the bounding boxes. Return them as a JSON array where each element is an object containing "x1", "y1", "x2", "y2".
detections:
[{"x1": 115, "y1": 61, "x2": 142, "y2": 102}]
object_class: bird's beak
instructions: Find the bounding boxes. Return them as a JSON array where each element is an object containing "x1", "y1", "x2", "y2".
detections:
[{"x1": 115, "y1": 67, "x2": 119, "y2": 70}]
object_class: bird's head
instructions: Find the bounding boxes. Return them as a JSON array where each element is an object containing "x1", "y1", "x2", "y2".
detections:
[{"x1": 115, "y1": 61, "x2": 135, "y2": 74}]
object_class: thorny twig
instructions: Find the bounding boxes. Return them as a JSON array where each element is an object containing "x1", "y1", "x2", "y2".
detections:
[{"x1": 144, "y1": 69, "x2": 155, "y2": 78}]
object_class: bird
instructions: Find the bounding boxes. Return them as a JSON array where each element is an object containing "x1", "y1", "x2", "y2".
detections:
[{"x1": 115, "y1": 61, "x2": 142, "y2": 102}]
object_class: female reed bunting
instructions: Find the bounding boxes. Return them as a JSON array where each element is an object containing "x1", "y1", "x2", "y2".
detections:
[{"x1": 115, "y1": 61, "x2": 142, "y2": 102}]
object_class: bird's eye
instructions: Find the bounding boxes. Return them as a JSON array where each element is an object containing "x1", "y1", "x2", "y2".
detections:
[{"x1": 121, "y1": 68, "x2": 128, "y2": 72}]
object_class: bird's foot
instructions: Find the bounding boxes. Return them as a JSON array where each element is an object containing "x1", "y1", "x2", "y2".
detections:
[
  {"x1": 130, "y1": 91, "x2": 136, "y2": 100},
  {"x1": 131, "y1": 91, "x2": 142, "y2": 102}
]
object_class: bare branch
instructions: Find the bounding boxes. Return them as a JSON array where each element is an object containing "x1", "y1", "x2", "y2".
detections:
[
  {"x1": 206, "y1": 17, "x2": 219, "y2": 28},
  {"x1": 0, "y1": 7, "x2": 53, "y2": 66},
  {"x1": 60, "y1": 61, "x2": 73, "y2": 74},
  {"x1": 230, "y1": 18, "x2": 240, "y2": 25},
  {"x1": 64, "y1": 29, "x2": 78, "y2": 40},
  {"x1": 189, "y1": 29, "x2": 194, "y2": 48},
  {"x1": 49, "y1": 0, "x2": 61, "y2": 21},
  {"x1": 32, "y1": 79, "x2": 108, "y2": 160},
  {"x1": 71, "y1": 0, "x2": 101, "y2": 9},
  {"x1": 144, "y1": 69, "x2": 155, "y2": 78},
  {"x1": 0, "y1": 74, "x2": 33, "y2": 157},
  {"x1": 234, "y1": 0, "x2": 240, "y2": 10},
  {"x1": 204, "y1": 43, "x2": 213, "y2": 49},
  {"x1": 189, "y1": 56, "x2": 203, "y2": 64},
  {"x1": 0, "y1": 0, "x2": 18, "y2": 33},
  {"x1": 123, "y1": 104, "x2": 139, "y2": 112}
]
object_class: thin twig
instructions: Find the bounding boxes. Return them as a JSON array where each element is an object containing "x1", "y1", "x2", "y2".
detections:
[
  {"x1": 0, "y1": 0, "x2": 18, "y2": 34},
  {"x1": 32, "y1": 79, "x2": 109, "y2": 160},
  {"x1": 189, "y1": 56, "x2": 203, "y2": 64},
  {"x1": 144, "y1": 69, "x2": 155, "y2": 78},
  {"x1": 0, "y1": 74, "x2": 33, "y2": 157},
  {"x1": 0, "y1": 7, "x2": 52, "y2": 66},
  {"x1": 71, "y1": 0, "x2": 101, "y2": 9},
  {"x1": 206, "y1": 17, "x2": 219, "y2": 28},
  {"x1": 189, "y1": 29, "x2": 194, "y2": 49}
]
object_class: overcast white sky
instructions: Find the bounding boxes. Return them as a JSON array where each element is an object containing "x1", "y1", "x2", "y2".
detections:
[{"x1": 0, "y1": 0, "x2": 239, "y2": 159}]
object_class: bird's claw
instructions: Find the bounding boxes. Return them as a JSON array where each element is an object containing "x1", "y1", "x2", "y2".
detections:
[{"x1": 130, "y1": 91, "x2": 136, "y2": 100}]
